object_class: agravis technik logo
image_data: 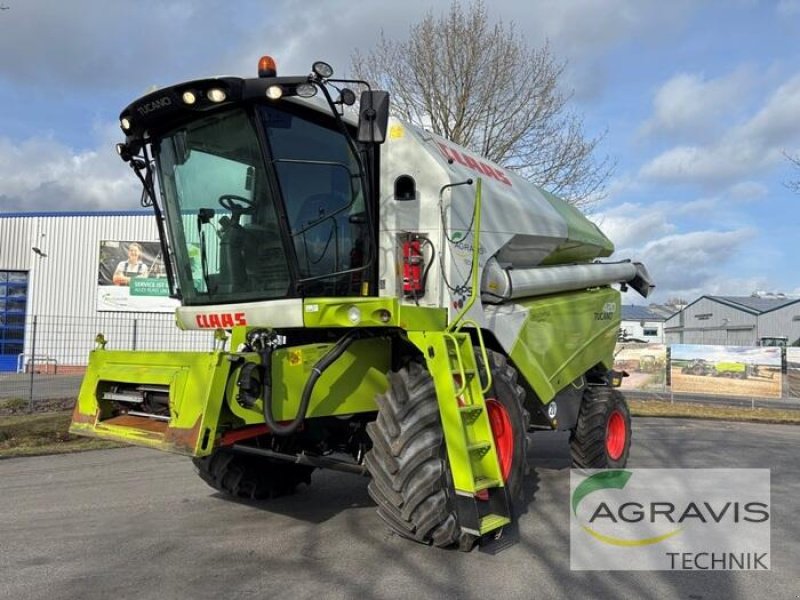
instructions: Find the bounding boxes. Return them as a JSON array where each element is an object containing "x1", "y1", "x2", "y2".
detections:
[{"x1": 570, "y1": 469, "x2": 770, "y2": 570}]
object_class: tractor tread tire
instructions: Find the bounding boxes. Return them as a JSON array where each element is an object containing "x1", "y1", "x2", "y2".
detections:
[
  {"x1": 366, "y1": 352, "x2": 528, "y2": 551},
  {"x1": 193, "y1": 448, "x2": 313, "y2": 500},
  {"x1": 366, "y1": 362, "x2": 465, "y2": 548},
  {"x1": 570, "y1": 385, "x2": 631, "y2": 469}
]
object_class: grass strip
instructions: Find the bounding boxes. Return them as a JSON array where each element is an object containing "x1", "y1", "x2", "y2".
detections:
[
  {"x1": 629, "y1": 398, "x2": 800, "y2": 424},
  {"x1": 0, "y1": 411, "x2": 126, "y2": 458}
]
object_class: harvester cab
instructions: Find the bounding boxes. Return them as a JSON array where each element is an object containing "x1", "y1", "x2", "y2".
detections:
[{"x1": 70, "y1": 56, "x2": 654, "y2": 550}]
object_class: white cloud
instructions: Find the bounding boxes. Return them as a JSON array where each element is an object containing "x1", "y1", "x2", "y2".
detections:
[
  {"x1": 726, "y1": 181, "x2": 769, "y2": 202},
  {"x1": 0, "y1": 124, "x2": 139, "y2": 211},
  {"x1": 597, "y1": 194, "x2": 763, "y2": 301},
  {"x1": 640, "y1": 69, "x2": 754, "y2": 141},
  {"x1": 487, "y1": 0, "x2": 696, "y2": 100},
  {"x1": 231, "y1": 0, "x2": 699, "y2": 101},
  {"x1": 738, "y1": 74, "x2": 800, "y2": 146},
  {"x1": 621, "y1": 229, "x2": 757, "y2": 300},
  {"x1": 639, "y1": 73, "x2": 800, "y2": 186},
  {"x1": 0, "y1": 1, "x2": 252, "y2": 88},
  {"x1": 639, "y1": 182, "x2": 769, "y2": 220},
  {"x1": 675, "y1": 196, "x2": 720, "y2": 216},
  {"x1": 509, "y1": 0, "x2": 688, "y2": 54},
  {"x1": 641, "y1": 145, "x2": 754, "y2": 184},
  {"x1": 593, "y1": 202, "x2": 675, "y2": 249}
]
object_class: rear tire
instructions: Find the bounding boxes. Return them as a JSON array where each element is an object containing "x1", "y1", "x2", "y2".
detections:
[
  {"x1": 193, "y1": 447, "x2": 313, "y2": 500},
  {"x1": 570, "y1": 386, "x2": 631, "y2": 469},
  {"x1": 365, "y1": 352, "x2": 528, "y2": 550}
]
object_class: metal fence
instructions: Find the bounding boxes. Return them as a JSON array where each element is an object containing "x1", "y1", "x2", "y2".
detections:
[
  {"x1": 4, "y1": 322, "x2": 799, "y2": 412},
  {"x1": 615, "y1": 342, "x2": 800, "y2": 411},
  {"x1": 0, "y1": 314, "x2": 214, "y2": 406}
]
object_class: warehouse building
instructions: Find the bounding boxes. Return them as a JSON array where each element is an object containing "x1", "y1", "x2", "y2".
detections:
[
  {"x1": 0, "y1": 211, "x2": 210, "y2": 372},
  {"x1": 664, "y1": 295, "x2": 800, "y2": 346},
  {"x1": 620, "y1": 305, "x2": 668, "y2": 343}
]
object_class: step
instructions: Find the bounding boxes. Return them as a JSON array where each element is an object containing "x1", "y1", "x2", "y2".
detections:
[
  {"x1": 479, "y1": 513, "x2": 511, "y2": 535},
  {"x1": 467, "y1": 441, "x2": 492, "y2": 457},
  {"x1": 473, "y1": 476, "x2": 502, "y2": 491},
  {"x1": 459, "y1": 404, "x2": 483, "y2": 423}
]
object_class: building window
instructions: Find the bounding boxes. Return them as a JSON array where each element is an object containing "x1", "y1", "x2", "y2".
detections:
[
  {"x1": 695, "y1": 313, "x2": 712, "y2": 320},
  {"x1": 643, "y1": 328, "x2": 658, "y2": 337},
  {"x1": 0, "y1": 271, "x2": 28, "y2": 371}
]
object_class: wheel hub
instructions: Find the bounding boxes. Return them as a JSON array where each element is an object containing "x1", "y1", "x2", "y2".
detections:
[
  {"x1": 486, "y1": 399, "x2": 514, "y2": 481},
  {"x1": 605, "y1": 409, "x2": 626, "y2": 460}
]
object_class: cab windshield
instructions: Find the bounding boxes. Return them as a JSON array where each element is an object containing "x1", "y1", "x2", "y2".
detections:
[{"x1": 155, "y1": 105, "x2": 369, "y2": 305}]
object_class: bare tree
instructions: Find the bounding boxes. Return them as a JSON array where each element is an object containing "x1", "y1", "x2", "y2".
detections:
[
  {"x1": 665, "y1": 297, "x2": 688, "y2": 307},
  {"x1": 351, "y1": 0, "x2": 612, "y2": 207},
  {"x1": 785, "y1": 151, "x2": 800, "y2": 193}
]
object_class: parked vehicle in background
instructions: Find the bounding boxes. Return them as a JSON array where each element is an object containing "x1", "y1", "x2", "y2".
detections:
[
  {"x1": 681, "y1": 359, "x2": 714, "y2": 376},
  {"x1": 759, "y1": 336, "x2": 788, "y2": 348}
]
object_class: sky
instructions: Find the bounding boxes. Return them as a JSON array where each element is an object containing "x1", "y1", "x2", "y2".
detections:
[
  {"x1": 670, "y1": 344, "x2": 782, "y2": 366},
  {"x1": 1, "y1": 0, "x2": 799, "y2": 305}
]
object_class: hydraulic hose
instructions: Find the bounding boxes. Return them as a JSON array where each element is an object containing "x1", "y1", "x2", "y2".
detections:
[{"x1": 262, "y1": 331, "x2": 358, "y2": 436}]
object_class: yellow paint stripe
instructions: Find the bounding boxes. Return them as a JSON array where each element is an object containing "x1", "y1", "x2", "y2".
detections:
[{"x1": 581, "y1": 525, "x2": 682, "y2": 547}]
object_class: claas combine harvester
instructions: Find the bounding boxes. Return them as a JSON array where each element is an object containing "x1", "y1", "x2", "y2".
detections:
[{"x1": 71, "y1": 57, "x2": 653, "y2": 550}]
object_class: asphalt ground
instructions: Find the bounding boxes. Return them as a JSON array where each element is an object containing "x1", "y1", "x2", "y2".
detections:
[
  {"x1": 0, "y1": 373, "x2": 83, "y2": 402},
  {"x1": 0, "y1": 418, "x2": 797, "y2": 600}
]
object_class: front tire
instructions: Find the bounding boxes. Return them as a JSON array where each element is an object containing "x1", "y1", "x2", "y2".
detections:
[
  {"x1": 570, "y1": 386, "x2": 631, "y2": 469},
  {"x1": 193, "y1": 447, "x2": 313, "y2": 500},
  {"x1": 365, "y1": 351, "x2": 528, "y2": 550}
]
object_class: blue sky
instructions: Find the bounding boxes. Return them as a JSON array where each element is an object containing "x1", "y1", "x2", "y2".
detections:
[
  {"x1": 671, "y1": 344, "x2": 782, "y2": 366},
  {"x1": 1, "y1": 0, "x2": 799, "y2": 304}
]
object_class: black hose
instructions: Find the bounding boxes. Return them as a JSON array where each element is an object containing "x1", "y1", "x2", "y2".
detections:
[
  {"x1": 419, "y1": 238, "x2": 435, "y2": 294},
  {"x1": 262, "y1": 331, "x2": 358, "y2": 436}
]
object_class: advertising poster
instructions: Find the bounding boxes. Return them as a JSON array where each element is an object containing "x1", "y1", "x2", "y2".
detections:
[
  {"x1": 786, "y1": 348, "x2": 800, "y2": 399},
  {"x1": 97, "y1": 240, "x2": 180, "y2": 313},
  {"x1": 671, "y1": 344, "x2": 782, "y2": 398},
  {"x1": 613, "y1": 343, "x2": 667, "y2": 392}
]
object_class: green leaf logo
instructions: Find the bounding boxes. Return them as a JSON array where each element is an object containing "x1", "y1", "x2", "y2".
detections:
[
  {"x1": 572, "y1": 470, "x2": 682, "y2": 547},
  {"x1": 572, "y1": 470, "x2": 631, "y2": 516}
]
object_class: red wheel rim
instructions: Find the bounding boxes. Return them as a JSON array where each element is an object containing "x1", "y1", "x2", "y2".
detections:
[
  {"x1": 486, "y1": 399, "x2": 514, "y2": 481},
  {"x1": 606, "y1": 409, "x2": 626, "y2": 460}
]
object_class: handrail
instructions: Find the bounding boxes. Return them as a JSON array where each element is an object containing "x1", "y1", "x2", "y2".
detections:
[
  {"x1": 453, "y1": 319, "x2": 493, "y2": 395},
  {"x1": 444, "y1": 178, "x2": 492, "y2": 394},
  {"x1": 447, "y1": 177, "x2": 482, "y2": 330}
]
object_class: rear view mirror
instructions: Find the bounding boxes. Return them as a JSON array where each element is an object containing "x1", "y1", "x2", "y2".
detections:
[{"x1": 357, "y1": 91, "x2": 390, "y2": 144}]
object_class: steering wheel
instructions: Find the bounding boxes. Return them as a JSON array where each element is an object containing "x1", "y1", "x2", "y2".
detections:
[{"x1": 218, "y1": 194, "x2": 256, "y2": 214}]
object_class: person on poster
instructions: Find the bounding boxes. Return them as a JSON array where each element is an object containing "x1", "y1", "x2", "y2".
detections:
[{"x1": 113, "y1": 242, "x2": 149, "y2": 286}]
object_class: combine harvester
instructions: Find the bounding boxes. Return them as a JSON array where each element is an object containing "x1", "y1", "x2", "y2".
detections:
[{"x1": 71, "y1": 57, "x2": 653, "y2": 549}]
